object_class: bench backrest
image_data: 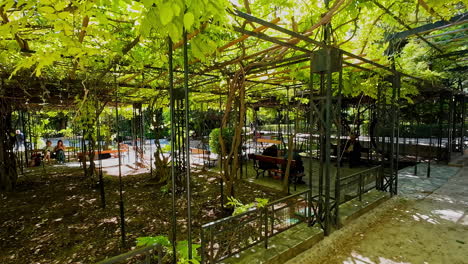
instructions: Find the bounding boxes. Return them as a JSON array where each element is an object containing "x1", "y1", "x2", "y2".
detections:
[
  {"x1": 77, "y1": 149, "x2": 128, "y2": 157},
  {"x1": 190, "y1": 148, "x2": 211, "y2": 155},
  {"x1": 248, "y1": 154, "x2": 296, "y2": 166},
  {"x1": 257, "y1": 138, "x2": 281, "y2": 145}
]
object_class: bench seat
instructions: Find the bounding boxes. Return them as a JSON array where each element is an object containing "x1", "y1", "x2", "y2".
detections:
[
  {"x1": 77, "y1": 149, "x2": 128, "y2": 161},
  {"x1": 190, "y1": 148, "x2": 217, "y2": 167},
  {"x1": 248, "y1": 154, "x2": 304, "y2": 193}
]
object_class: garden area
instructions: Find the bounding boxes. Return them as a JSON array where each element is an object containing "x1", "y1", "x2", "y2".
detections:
[{"x1": 0, "y1": 0, "x2": 466, "y2": 263}]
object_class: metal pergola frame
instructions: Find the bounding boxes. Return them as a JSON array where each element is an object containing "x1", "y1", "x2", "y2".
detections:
[{"x1": 1, "y1": 2, "x2": 467, "y2": 263}]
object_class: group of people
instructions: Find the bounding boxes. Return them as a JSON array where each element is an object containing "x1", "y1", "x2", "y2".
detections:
[
  {"x1": 43, "y1": 140, "x2": 66, "y2": 164},
  {"x1": 257, "y1": 134, "x2": 363, "y2": 183},
  {"x1": 259, "y1": 144, "x2": 306, "y2": 184}
]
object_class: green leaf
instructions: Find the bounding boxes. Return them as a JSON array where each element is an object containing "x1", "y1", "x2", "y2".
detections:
[
  {"x1": 176, "y1": 241, "x2": 201, "y2": 262},
  {"x1": 183, "y1": 12, "x2": 195, "y2": 30},
  {"x1": 57, "y1": 12, "x2": 70, "y2": 20},
  {"x1": 159, "y1": 2, "x2": 174, "y2": 25},
  {"x1": 255, "y1": 198, "x2": 269, "y2": 208},
  {"x1": 142, "y1": 0, "x2": 154, "y2": 8},
  {"x1": 39, "y1": 6, "x2": 56, "y2": 14},
  {"x1": 172, "y1": 3, "x2": 181, "y2": 16},
  {"x1": 54, "y1": 1, "x2": 68, "y2": 11},
  {"x1": 168, "y1": 23, "x2": 180, "y2": 41},
  {"x1": 136, "y1": 236, "x2": 171, "y2": 247}
]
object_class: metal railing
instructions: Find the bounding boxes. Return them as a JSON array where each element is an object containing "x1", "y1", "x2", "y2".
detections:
[
  {"x1": 96, "y1": 244, "x2": 165, "y2": 264},
  {"x1": 200, "y1": 190, "x2": 312, "y2": 263},
  {"x1": 339, "y1": 166, "x2": 382, "y2": 204}
]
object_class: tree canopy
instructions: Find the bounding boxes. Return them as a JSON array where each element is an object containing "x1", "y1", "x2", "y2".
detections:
[{"x1": 0, "y1": 0, "x2": 466, "y2": 109}]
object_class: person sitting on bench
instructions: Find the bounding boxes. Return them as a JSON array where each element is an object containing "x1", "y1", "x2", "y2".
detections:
[
  {"x1": 259, "y1": 144, "x2": 278, "y2": 171},
  {"x1": 54, "y1": 140, "x2": 66, "y2": 164},
  {"x1": 345, "y1": 134, "x2": 361, "y2": 168},
  {"x1": 282, "y1": 149, "x2": 305, "y2": 184},
  {"x1": 43, "y1": 140, "x2": 54, "y2": 164}
]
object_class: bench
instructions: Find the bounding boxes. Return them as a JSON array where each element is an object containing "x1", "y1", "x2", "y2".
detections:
[
  {"x1": 190, "y1": 148, "x2": 217, "y2": 167},
  {"x1": 256, "y1": 138, "x2": 281, "y2": 146},
  {"x1": 77, "y1": 149, "x2": 128, "y2": 161},
  {"x1": 332, "y1": 144, "x2": 371, "y2": 163},
  {"x1": 255, "y1": 138, "x2": 282, "y2": 153},
  {"x1": 248, "y1": 154, "x2": 305, "y2": 192}
]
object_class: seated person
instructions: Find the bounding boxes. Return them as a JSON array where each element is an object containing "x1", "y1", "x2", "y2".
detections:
[
  {"x1": 259, "y1": 144, "x2": 278, "y2": 170},
  {"x1": 345, "y1": 134, "x2": 361, "y2": 168},
  {"x1": 118, "y1": 140, "x2": 129, "y2": 151},
  {"x1": 43, "y1": 140, "x2": 54, "y2": 164},
  {"x1": 282, "y1": 149, "x2": 305, "y2": 184},
  {"x1": 30, "y1": 153, "x2": 42, "y2": 167},
  {"x1": 117, "y1": 140, "x2": 129, "y2": 160},
  {"x1": 54, "y1": 140, "x2": 66, "y2": 163},
  {"x1": 253, "y1": 130, "x2": 261, "y2": 142}
]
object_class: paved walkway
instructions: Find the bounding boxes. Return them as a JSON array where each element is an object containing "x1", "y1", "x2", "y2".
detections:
[
  {"x1": 398, "y1": 162, "x2": 461, "y2": 199},
  {"x1": 287, "y1": 157, "x2": 467, "y2": 264}
]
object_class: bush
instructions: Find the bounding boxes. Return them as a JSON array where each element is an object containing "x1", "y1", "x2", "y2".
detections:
[{"x1": 209, "y1": 128, "x2": 234, "y2": 154}]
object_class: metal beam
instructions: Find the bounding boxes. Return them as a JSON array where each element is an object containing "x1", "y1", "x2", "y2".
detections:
[
  {"x1": 233, "y1": 26, "x2": 312, "y2": 54},
  {"x1": 248, "y1": 54, "x2": 310, "y2": 74},
  {"x1": 234, "y1": 10, "x2": 325, "y2": 47},
  {"x1": 233, "y1": 10, "x2": 403, "y2": 76},
  {"x1": 434, "y1": 49, "x2": 468, "y2": 59},
  {"x1": 386, "y1": 12, "x2": 468, "y2": 41},
  {"x1": 373, "y1": 0, "x2": 443, "y2": 53}
]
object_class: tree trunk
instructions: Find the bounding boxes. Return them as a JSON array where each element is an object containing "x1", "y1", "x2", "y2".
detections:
[
  {"x1": 87, "y1": 138, "x2": 96, "y2": 178},
  {"x1": 219, "y1": 68, "x2": 247, "y2": 198},
  {"x1": 0, "y1": 100, "x2": 18, "y2": 191},
  {"x1": 282, "y1": 133, "x2": 295, "y2": 193}
]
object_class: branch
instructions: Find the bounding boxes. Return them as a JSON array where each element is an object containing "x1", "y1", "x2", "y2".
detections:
[
  {"x1": 173, "y1": 22, "x2": 208, "y2": 50},
  {"x1": 243, "y1": 0, "x2": 252, "y2": 14},
  {"x1": 78, "y1": 15, "x2": 89, "y2": 43},
  {"x1": 332, "y1": 10, "x2": 359, "y2": 34},
  {"x1": 0, "y1": 6, "x2": 30, "y2": 52},
  {"x1": 359, "y1": 10, "x2": 387, "y2": 55},
  {"x1": 70, "y1": 15, "x2": 90, "y2": 79},
  {"x1": 96, "y1": 35, "x2": 141, "y2": 81},
  {"x1": 337, "y1": 16, "x2": 359, "y2": 46},
  {"x1": 417, "y1": 0, "x2": 443, "y2": 20},
  {"x1": 122, "y1": 35, "x2": 141, "y2": 54},
  {"x1": 107, "y1": 18, "x2": 135, "y2": 24}
]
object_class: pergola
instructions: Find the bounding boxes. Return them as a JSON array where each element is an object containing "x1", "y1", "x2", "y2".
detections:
[{"x1": 0, "y1": 0, "x2": 467, "y2": 262}]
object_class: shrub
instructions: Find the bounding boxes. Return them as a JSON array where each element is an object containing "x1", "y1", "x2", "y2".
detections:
[{"x1": 209, "y1": 128, "x2": 234, "y2": 155}]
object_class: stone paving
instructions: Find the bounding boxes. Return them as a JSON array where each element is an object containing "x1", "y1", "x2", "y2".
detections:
[
  {"x1": 286, "y1": 155, "x2": 467, "y2": 264},
  {"x1": 398, "y1": 162, "x2": 461, "y2": 199}
]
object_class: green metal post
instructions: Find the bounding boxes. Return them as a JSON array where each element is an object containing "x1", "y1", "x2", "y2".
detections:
[
  {"x1": 168, "y1": 37, "x2": 177, "y2": 264},
  {"x1": 183, "y1": 31, "x2": 193, "y2": 259}
]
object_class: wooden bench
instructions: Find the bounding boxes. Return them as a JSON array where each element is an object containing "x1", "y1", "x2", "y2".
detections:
[
  {"x1": 77, "y1": 149, "x2": 128, "y2": 161},
  {"x1": 332, "y1": 144, "x2": 371, "y2": 162},
  {"x1": 256, "y1": 138, "x2": 281, "y2": 145},
  {"x1": 190, "y1": 148, "x2": 217, "y2": 167},
  {"x1": 255, "y1": 138, "x2": 282, "y2": 153},
  {"x1": 248, "y1": 154, "x2": 305, "y2": 192}
]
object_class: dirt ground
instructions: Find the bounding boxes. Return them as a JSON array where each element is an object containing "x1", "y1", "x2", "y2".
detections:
[
  {"x1": 0, "y1": 165, "x2": 283, "y2": 264},
  {"x1": 287, "y1": 162, "x2": 468, "y2": 264}
]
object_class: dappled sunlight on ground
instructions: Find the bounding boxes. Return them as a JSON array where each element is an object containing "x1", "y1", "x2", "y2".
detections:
[
  {"x1": 431, "y1": 209, "x2": 466, "y2": 224},
  {"x1": 0, "y1": 165, "x2": 284, "y2": 264},
  {"x1": 342, "y1": 251, "x2": 412, "y2": 264}
]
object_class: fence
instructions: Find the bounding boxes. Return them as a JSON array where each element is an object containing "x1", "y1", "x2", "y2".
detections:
[
  {"x1": 200, "y1": 190, "x2": 311, "y2": 263},
  {"x1": 339, "y1": 166, "x2": 382, "y2": 204},
  {"x1": 96, "y1": 244, "x2": 165, "y2": 264}
]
